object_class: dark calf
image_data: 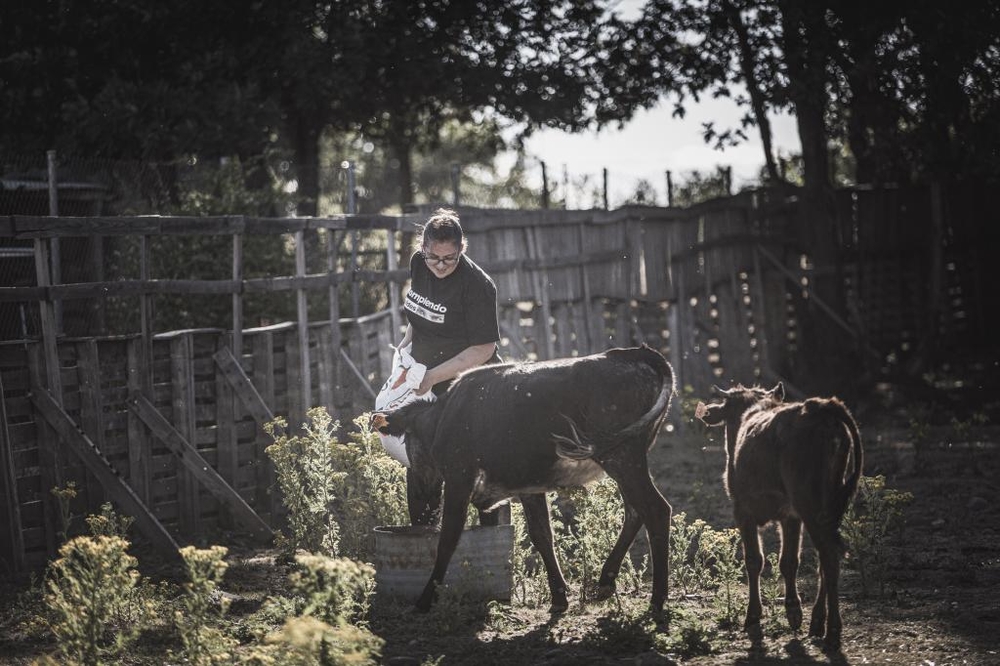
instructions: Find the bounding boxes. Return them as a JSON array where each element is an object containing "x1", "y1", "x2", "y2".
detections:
[
  {"x1": 374, "y1": 345, "x2": 674, "y2": 614},
  {"x1": 696, "y1": 383, "x2": 863, "y2": 651}
]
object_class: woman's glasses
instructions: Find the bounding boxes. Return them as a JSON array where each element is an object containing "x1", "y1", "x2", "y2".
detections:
[{"x1": 424, "y1": 251, "x2": 460, "y2": 267}]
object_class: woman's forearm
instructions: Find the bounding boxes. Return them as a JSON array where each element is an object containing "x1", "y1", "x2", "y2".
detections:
[{"x1": 419, "y1": 342, "x2": 495, "y2": 393}]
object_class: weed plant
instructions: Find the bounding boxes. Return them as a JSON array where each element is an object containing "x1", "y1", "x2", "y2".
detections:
[
  {"x1": 289, "y1": 553, "x2": 376, "y2": 628},
  {"x1": 174, "y1": 545, "x2": 236, "y2": 665},
  {"x1": 266, "y1": 410, "x2": 344, "y2": 558},
  {"x1": 669, "y1": 511, "x2": 711, "y2": 596},
  {"x1": 51, "y1": 481, "x2": 78, "y2": 543},
  {"x1": 85, "y1": 502, "x2": 135, "y2": 539},
  {"x1": 245, "y1": 554, "x2": 383, "y2": 665},
  {"x1": 842, "y1": 475, "x2": 913, "y2": 597},
  {"x1": 266, "y1": 409, "x2": 407, "y2": 561},
  {"x1": 43, "y1": 535, "x2": 145, "y2": 665}
]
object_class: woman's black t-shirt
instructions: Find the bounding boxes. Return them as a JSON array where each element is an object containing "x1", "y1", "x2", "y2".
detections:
[{"x1": 405, "y1": 251, "x2": 501, "y2": 377}]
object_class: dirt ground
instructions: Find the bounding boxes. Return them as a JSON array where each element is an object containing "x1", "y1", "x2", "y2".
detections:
[{"x1": 3, "y1": 358, "x2": 999, "y2": 665}]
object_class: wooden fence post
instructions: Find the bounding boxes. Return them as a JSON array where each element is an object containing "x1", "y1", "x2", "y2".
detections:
[
  {"x1": 75, "y1": 340, "x2": 104, "y2": 513},
  {"x1": 524, "y1": 225, "x2": 554, "y2": 360},
  {"x1": 232, "y1": 232, "x2": 244, "y2": 354},
  {"x1": 0, "y1": 369, "x2": 25, "y2": 575},
  {"x1": 126, "y1": 336, "x2": 152, "y2": 505},
  {"x1": 327, "y1": 230, "x2": 344, "y2": 411},
  {"x1": 576, "y1": 222, "x2": 594, "y2": 354},
  {"x1": 387, "y1": 228, "x2": 402, "y2": 343},
  {"x1": 294, "y1": 230, "x2": 312, "y2": 412},
  {"x1": 31, "y1": 237, "x2": 63, "y2": 556},
  {"x1": 252, "y1": 331, "x2": 278, "y2": 520},
  {"x1": 215, "y1": 336, "x2": 239, "y2": 527},
  {"x1": 170, "y1": 333, "x2": 199, "y2": 535}
]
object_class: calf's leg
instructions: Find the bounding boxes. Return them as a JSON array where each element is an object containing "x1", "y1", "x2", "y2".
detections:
[
  {"x1": 815, "y1": 538, "x2": 843, "y2": 651},
  {"x1": 406, "y1": 465, "x2": 443, "y2": 526},
  {"x1": 520, "y1": 493, "x2": 569, "y2": 612},
  {"x1": 415, "y1": 477, "x2": 473, "y2": 611},
  {"x1": 738, "y1": 517, "x2": 765, "y2": 635},
  {"x1": 779, "y1": 517, "x2": 804, "y2": 630},
  {"x1": 596, "y1": 499, "x2": 642, "y2": 601},
  {"x1": 604, "y1": 454, "x2": 671, "y2": 614}
]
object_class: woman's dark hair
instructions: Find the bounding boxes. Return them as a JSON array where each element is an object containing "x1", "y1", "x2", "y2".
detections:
[{"x1": 419, "y1": 208, "x2": 467, "y2": 252}]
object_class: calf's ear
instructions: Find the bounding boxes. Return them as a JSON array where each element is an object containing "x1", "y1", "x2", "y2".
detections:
[{"x1": 770, "y1": 382, "x2": 785, "y2": 401}]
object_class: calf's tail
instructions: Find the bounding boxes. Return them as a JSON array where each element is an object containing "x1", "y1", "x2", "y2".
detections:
[
  {"x1": 836, "y1": 407, "x2": 864, "y2": 519},
  {"x1": 554, "y1": 348, "x2": 674, "y2": 460}
]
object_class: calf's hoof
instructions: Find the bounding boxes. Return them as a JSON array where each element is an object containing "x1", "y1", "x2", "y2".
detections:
[
  {"x1": 785, "y1": 602, "x2": 803, "y2": 631},
  {"x1": 822, "y1": 631, "x2": 842, "y2": 653},
  {"x1": 549, "y1": 589, "x2": 569, "y2": 614},
  {"x1": 808, "y1": 616, "x2": 825, "y2": 639},
  {"x1": 414, "y1": 586, "x2": 437, "y2": 613},
  {"x1": 743, "y1": 617, "x2": 763, "y2": 642}
]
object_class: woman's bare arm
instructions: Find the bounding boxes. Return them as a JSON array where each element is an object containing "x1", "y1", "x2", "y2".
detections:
[{"x1": 416, "y1": 342, "x2": 496, "y2": 395}]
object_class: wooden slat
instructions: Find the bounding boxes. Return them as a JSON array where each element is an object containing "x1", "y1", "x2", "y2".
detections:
[
  {"x1": 170, "y1": 335, "x2": 199, "y2": 535},
  {"x1": 30, "y1": 387, "x2": 180, "y2": 556},
  {"x1": 26, "y1": 344, "x2": 59, "y2": 557},
  {"x1": 0, "y1": 370, "x2": 26, "y2": 574},
  {"x1": 328, "y1": 231, "x2": 344, "y2": 410},
  {"x1": 75, "y1": 340, "x2": 104, "y2": 512},
  {"x1": 251, "y1": 332, "x2": 277, "y2": 518},
  {"x1": 294, "y1": 230, "x2": 312, "y2": 412},
  {"x1": 213, "y1": 347, "x2": 274, "y2": 425},
  {"x1": 126, "y1": 337, "x2": 153, "y2": 504},
  {"x1": 128, "y1": 396, "x2": 272, "y2": 542},
  {"x1": 215, "y1": 339, "x2": 238, "y2": 530}
]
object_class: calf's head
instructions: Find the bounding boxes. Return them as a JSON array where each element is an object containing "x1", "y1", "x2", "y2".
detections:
[
  {"x1": 695, "y1": 382, "x2": 784, "y2": 427},
  {"x1": 370, "y1": 400, "x2": 438, "y2": 441}
]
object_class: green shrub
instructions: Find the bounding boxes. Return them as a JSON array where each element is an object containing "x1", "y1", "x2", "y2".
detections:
[
  {"x1": 85, "y1": 502, "x2": 135, "y2": 539},
  {"x1": 174, "y1": 545, "x2": 236, "y2": 666},
  {"x1": 842, "y1": 475, "x2": 913, "y2": 597},
  {"x1": 329, "y1": 414, "x2": 408, "y2": 560},
  {"x1": 697, "y1": 526, "x2": 744, "y2": 628},
  {"x1": 265, "y1": 410, "x2": 345, "y2": 557},
  {"x1": 265, "y1": 408, "x2": 408, "y2": 560},
  {"x1": 43, "y1": 535, "x2": 143, "y2": 665},
  {"x1": 289, "y1": 553, "x2": 376, "y2": 628},
  {"x1": 51, "y1": 482, "x2": 78, "y2": 543},
  {"x1": 669, "y1": 511, "x2": 711, "y2": 596},
  {"x1": 246, "y1": 615, "x2": 383, "y2": 666}
]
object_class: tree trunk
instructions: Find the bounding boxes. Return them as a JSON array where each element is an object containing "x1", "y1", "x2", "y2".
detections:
[
  {"x1": 724, "y1": 0, "x2": 781, "y2": 184},
  {"x1": 388, "y1": 119, "x2": 417, "y2": 255},
  {"x1": 779, "y1": 1, "x2": 856, "y2": 394},
  {"x1": 293, "y1": 117, "x2": 320, "y2": 217}
]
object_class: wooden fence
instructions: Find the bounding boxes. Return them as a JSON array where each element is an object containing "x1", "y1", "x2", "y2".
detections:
[{"x1": 1, "y1": 184, "x2": 990, "y2": 574}]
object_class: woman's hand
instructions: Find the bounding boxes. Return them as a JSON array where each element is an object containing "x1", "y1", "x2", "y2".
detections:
[{"x1": 415, "y1": 373, "x2": 435, "y2": 396}]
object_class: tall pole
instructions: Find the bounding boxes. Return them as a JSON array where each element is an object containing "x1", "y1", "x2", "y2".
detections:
[
  {"x1": 666, "y1": 170, "x2": 674, "y2": 207},
  {"x1": 450, "y1": 162, "x2": 460, "y2": 207},
  {"x1": 602, "y1": 168, "x2": 609, "y2": 210},
  {"x1": 46, "y1": 150, "x2": 62, "y2": 334},
  {"x1": 562, "y1": 164, "x2": 569, "y2": 209},
  {"x1": 344, "y1": 161, "x2": 360, "y2": 318},
  {"x1": 540, "y1": 161, "x2": 549, "y2": 209}
]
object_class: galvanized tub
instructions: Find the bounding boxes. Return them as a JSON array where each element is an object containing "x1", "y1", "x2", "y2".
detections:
[{"x1": 373, "y1": 524, "x2": 513, "y2": 602}]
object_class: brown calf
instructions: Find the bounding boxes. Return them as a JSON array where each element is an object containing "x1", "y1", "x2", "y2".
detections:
[{"x1": 696, "y1": 383, "x2": 863, "y2": 651}]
